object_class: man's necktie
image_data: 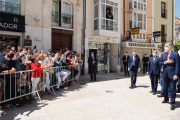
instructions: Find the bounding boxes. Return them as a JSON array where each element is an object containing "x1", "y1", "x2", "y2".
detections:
[
  {"x1": 133, "y1": 55, "x2": 135, "y2": 66},
  {"x1": 153, "y1": 57, "x2": 155, "y2": 63},
  {"x1": 166, "y1": 53, "x2": 169, "y2": 60}
]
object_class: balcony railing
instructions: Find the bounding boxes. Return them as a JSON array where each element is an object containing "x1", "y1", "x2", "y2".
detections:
[
  {"x1": 0, "y1": 1, "x2": 20, "y2": 14},
  {"x1": 99, "y1": 18, "x2": 118, "y2": 32},
  {"x1": 52, "y1": 11, "x2": 73, "y2": 29},
  {"x1": 161, "y1": 10, "x2": 167, "y2": 19}
]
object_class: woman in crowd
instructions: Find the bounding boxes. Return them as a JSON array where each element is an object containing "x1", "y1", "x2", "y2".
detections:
[
  {"x1": 31, "y1": 56, "x2": 43, "y2": 98},
  {"x1": 37, "y1": 54, "x2": 53, "y2": 97},
  {"x1": 53, "y1": 53, "x2": 63, "y2": 90}
]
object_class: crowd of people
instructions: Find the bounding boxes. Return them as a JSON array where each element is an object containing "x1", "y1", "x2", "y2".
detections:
[
  {"x1": 0, "y1": 44, "x2": 83, "y2": 115},
  {"x1": 122, "y1": 42, "x2": 180, "y2": 110}
]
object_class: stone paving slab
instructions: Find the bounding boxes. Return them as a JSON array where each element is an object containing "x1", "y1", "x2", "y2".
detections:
[{"x1": 1, "y1": 72, "x2": 180, "y2": 120}]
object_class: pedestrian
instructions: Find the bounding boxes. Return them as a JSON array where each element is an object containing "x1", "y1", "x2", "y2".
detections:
[
  {"x1": 122, "y1": 51, "x2": 129, "y2": 76},
  {"x1": 159, "y1": 42, "x2": 179, "y2": 110},
  {"x1": 147, "y1": 50, "x2": 160, "y2": 95},
  {"x1": 142, "y1": 54, "x2": 149, "y2": 74},
  {"x1": 128, "y1": 49, "x2": 140, "y2": 89},
  {"x1": 88, "y1": 52, "x2": 97, "y2": 81}
]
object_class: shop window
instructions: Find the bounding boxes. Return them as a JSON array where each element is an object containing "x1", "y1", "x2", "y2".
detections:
[
  {"x1": 0, "y1": 0, "x2": 20, "y2": 14},
  {"x1": 52, "y1": 0, "x2": 73, "y2": 29}
]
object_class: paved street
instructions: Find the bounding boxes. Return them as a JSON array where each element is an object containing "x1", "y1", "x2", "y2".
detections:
[{"x1": 1, "y1": 72, "x2": 180, "y2": 120}]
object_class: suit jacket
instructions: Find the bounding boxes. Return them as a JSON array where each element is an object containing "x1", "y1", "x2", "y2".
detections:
[
  {"x1": 122, "y1": 55, "x2": 129, "y2": 64},
  {"x1": 128, "y1": 54, "x2": 140, "y2": 70},
  {"x1": 159, "y1": 51, "x2": 179, "y2": 79},
  {"x1": 147, "y1": 56, "x2": 160, "y2": 75},
  {"x1": 88, "y1": 56, "x2": 97, "y2": 68}
]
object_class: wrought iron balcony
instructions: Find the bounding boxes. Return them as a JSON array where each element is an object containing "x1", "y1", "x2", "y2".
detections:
[
  {"x1": 0, "y1": 1, "x2": 20, "y2": 14},
  {"x1": 161, "y1": 10, "x2": 167, "y2": 19},
  {"x1": 52, "y1": 11, "x2": 73, "y2": 29}
]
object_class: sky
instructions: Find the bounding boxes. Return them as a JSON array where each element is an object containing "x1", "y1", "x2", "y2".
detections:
[{"x1": 176, "y1": 0, "x2": 180, "y2": 18}]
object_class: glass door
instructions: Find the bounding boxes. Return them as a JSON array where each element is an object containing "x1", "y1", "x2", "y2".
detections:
[{"x1": 97, "y1": 44, "x2": 105, "y2": 72}]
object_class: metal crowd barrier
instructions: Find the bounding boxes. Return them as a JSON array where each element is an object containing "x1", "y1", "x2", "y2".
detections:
[{"x1": 0, "y1": 64, "x2": 81, "y2": 104}]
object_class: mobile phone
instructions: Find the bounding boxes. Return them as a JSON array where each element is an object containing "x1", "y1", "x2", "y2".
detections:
[{"x1": 34, "y1": 45, "x2": 36, "y2": 49}]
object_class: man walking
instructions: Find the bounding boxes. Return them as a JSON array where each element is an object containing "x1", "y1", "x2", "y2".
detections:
[
  {"x1": 159, "y1": 43, "x2": 179, "y2": 110},
  {"x1": 142, "y1": 54, "x2": 149, "y2": 74},
  {"x1": 128, "y1": 49, "x2": 140, "y2": 89},
  {"x1": 122, "y1": 51, "x2": 129, "y2": 76},
  {"x1": 147, "y1": 50, "x2": 160, "y2": 95},
  {"x1": 88, "y1": 52, "x2": 97, "y2": 81}
]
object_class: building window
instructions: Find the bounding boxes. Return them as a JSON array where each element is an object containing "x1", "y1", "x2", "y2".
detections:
[
  {"x1": 138, "y1": 2, "x2": 140, "y2": 9},
  {"x1": 144, "y1": 4, "x2": 146, "y2": 11},
  {"x1": 94, "y1": 0, "x2": 118, "y2": 31},
  {"x1": 161, "y1": 2, "x2": 166, "y2": 18},
  {"x1": 129, "y1": 1, "x2": 132, "y2": 9},
  {"x1": 134, "y1": 1, "x2": 137, "y2": 8},
  {"x1": 133, "y1": 12, "x2": 146, "y2": 30},
  {"x1": 143, "y1": 15, "x2": 146, "y2": 30},
  {"x1": 0, "y1": 0, "x2": 20, "y2": 14},
  {"x1": 143, "y1": 33, "x2": 146, "y2": 39},
  {"x1": 52, "y1": 0, "x2": 73, "y2": 29},
  {"x1": 133, "y1": 0, "x2": 146, "y2": 11},
  {"x1": 137, "y1": 34, "x2": 139, "y2": 39}
]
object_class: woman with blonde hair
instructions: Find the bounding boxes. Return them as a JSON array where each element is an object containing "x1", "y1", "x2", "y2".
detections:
[{"x1": 53, "y1": 53, "x2": 62, "y2": 90}]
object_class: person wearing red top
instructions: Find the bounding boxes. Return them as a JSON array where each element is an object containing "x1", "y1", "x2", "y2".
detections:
[{"x1": 30, "y1": 56, "x2": 43, "y2": 97}]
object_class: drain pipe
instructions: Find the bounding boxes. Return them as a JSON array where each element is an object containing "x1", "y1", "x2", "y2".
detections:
[{"x1": 81, "y1": 0, "x2": 86, "y2": 55}]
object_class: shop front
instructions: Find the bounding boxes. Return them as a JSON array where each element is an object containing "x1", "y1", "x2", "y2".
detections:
[
  {"x1": 84, "y1": 36, "x2": 121, "y2": 75},
  {"x1": 0, "y1": 13, "x2": 25, "y2": 52},
  {"x1": 122, "y1": 42, "x2": 162, "y2": 69}
]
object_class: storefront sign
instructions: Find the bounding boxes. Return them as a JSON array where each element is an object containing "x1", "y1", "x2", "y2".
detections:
[
  {"x1": 88, "y1": 43, "x2": 97, "y2": 49},
  {"x1": 0, "y1": 14, "x2": 25, "y2": 32},
  {"x1": 24, "y1": 39, "x2": 32, "y2": 46},
  {"x1": 88, "y1": 36, "x2": 116, "y2": 43},
  {"x1": 153, "y1": 31, "x2": 161, "y2": 37},
  {"x1": 132, "y1": 28, "x2": 139, "y2": 34},
  {"x1": 126, "y1": 42, "x2": 155, "y2": 48},
  {"x1": 146, "y1": 39, "x2": 149, "y2": 42}
]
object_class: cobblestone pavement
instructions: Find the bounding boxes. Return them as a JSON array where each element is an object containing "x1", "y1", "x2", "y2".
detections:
[{"x1": 1, "y1": 72, "x2": 180, "y2": 120}]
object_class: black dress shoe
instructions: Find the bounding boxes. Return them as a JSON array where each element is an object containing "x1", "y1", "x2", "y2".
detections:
[
  {"x1": 90, "y1": 79, "x2": 93, "y2": 81},
  {"x1": 162, "y1": 101, "x2": 169, "y2": 103},
  {"x1": 129, "y1": 86, "x2": 133, "y2": 89},
  {"x1": 94, "y1": 79, "x2": 97, "y2": 81},
  {"x1": 150, "y1": 90, "x2": 153, "y2": 93},
  {"x1": 153, "y1": 92, "x2": 156, "y2": 95},
  {"x1": 171, "y1": 106, "x2": 175, "y2": 110},
  {"x1": 133, "y1": 85, "x2": 136, "y2": 88}
]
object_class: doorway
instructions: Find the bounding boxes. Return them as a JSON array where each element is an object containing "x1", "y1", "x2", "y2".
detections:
[{"x1": 110, "y1": 43, "x2": 117, "y2": 72}]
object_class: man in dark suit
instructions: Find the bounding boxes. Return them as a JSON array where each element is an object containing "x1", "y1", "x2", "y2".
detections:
[
  {"x1": 147, "y1": 50, "x2": 160, "y2": 95},
  {"x1": 122, "y1": 51, "x2": 129, "y2": 76},
  {"x1": 142, "y1": 54, "x2": 149, "y2": 74},
  {"x1": 177, "y1": 56, "x2": 180, "y2": 93},
  {"x1": 128, "y1": 49, "x2": 140, "y2": 89},
  {"x1": 88, "y1": 52, "x2": 97, "y2": 81},
  {"x1": 159, "y1": 43, "x2": 179, "y2": 110}
]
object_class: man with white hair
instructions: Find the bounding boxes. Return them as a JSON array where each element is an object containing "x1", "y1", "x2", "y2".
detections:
[{"x1": 159, "y1": 43, "x2": 179, "y2": 110}]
